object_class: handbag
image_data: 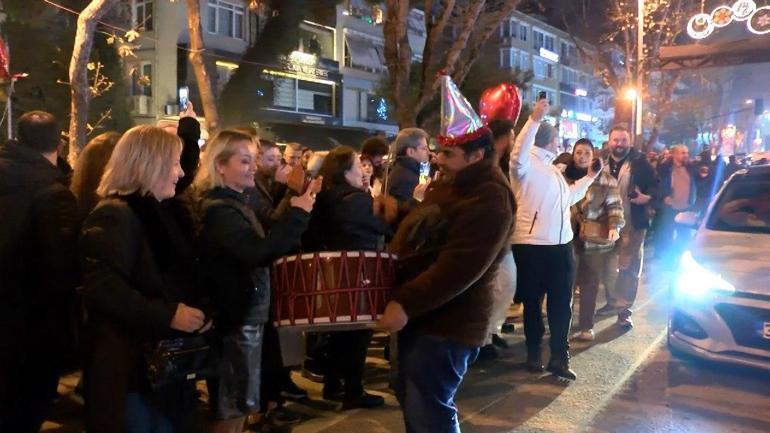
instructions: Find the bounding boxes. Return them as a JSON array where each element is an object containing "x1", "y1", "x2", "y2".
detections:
[
  {"x1": 144, "y1": 332, "x2": 218, "y2": 389},
  {"x1": 579, "y1": 219, "x2": 613, "y2": 245}
]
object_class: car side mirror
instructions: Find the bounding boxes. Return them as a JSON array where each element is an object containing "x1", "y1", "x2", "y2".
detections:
[{"x1": 675, "y1": 211, "x2": 699, "y2": 228}]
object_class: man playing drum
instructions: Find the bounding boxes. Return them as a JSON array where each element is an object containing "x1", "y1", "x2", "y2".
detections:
[{"x1": 379, "y1": 74, "x2": 515, "y2": 433}]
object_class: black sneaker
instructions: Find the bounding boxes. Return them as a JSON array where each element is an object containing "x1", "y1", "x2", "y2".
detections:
[
  {"x1": 280, "y1": 381, "x2": 308, "y2": 400},
  {"x1": 341, "y1": 392, "x2": 385, "y2": 410},
  {"x1": 546, "y1": 359, "x2": 577, "y2": 381}
]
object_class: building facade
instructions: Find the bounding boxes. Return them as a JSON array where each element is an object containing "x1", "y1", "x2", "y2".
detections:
[{"x1": 494, "y1": 11, "x2": 609, "y2": 145}]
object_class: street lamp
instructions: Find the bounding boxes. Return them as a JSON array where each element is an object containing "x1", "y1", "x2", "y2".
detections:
[
  {"x1": 636, "y1": 0, "x2": 644, "y2": 146},
  {"x1": 625, "y1": 88, "x2": 638, "y2": 101}
]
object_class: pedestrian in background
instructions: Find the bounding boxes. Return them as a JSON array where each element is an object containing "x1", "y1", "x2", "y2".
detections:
[{"x1": 0, "y1": 111, "x2": 81, "y2": 433}]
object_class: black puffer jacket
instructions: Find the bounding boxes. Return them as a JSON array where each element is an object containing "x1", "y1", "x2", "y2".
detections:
[
  {"x1": 305, "y1": 183, "x2": 391, "y2": 252},
  {"x1": 198, "y1": 187, "x2": 310, "y2": 332}
]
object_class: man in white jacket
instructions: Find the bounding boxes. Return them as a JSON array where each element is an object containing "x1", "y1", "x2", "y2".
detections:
[{"x1": 509, "y1": 99, "x2": 601, "y2": 380}]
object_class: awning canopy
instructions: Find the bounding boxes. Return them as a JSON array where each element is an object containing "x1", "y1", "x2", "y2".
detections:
[
  {"x1": 345, "y1": 34, "x2": 385, "y2": 71},
  {"x1": 657, "y1": 35, "x2": 770, "y2": 70}
]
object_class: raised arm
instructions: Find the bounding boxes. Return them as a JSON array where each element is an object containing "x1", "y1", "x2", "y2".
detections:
[{"x1": 510, "y1": 99, "x2": 550, "y2": 180}]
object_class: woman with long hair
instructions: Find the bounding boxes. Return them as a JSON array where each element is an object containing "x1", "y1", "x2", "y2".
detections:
[
  {"x1": 564, "y1": 139, "x2": 625, "y2": 341},
  {"x1": 195, "y1": 130, "x2": 318, "y2": 433},
  {"x1": 79, "y1": 125, "x2": 207, "y2": 433}
]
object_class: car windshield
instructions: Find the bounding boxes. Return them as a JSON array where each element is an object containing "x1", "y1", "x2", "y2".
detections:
[{"x1": 707, "y1": 175, "x2": 770, "y2": 234}]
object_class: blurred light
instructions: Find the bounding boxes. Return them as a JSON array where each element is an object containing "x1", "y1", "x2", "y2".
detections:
[
  {"x1": 675, "y1": 251, "x2": 735, "y2": 299},
  {"x1": 745, "y1": 99, "x2": 754, "y2": 104},
  {"x1": 575, "y1": 88, "x2": 588, "y2": 97},
  {"x1": 624, "y1": 88, "x2": 637, "y2": 100},
  {"x1": 215, "y1": 60, "x2": 239, "y2": 70}
]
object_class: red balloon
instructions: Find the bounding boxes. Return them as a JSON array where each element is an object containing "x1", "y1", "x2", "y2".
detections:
[{"x1": 479, "y1": 83, "x2": 522, "y2": 125}]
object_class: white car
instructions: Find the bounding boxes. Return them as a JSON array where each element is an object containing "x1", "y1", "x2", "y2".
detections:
[{"x1": 668, "y1": 164, "x2": 770, "y2": 370}]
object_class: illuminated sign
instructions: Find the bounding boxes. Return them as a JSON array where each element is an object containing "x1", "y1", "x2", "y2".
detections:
[
  {"x1": 574, "y1": 88, "x2": 588, "y2": 97},
  {"x1": 687, "y1": 0, "x2": 768, "y2": 39},
  {"x1": 539, "y1": 48, "x2": 559, "y2": 63},
  {"x1": 279, "y1": 51, "x2": 330, "y2": 78}
]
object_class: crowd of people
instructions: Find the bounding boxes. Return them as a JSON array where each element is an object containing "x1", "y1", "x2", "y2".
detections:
[{"x1": 0, "y1": 93, "x2": 742, "y2": 433}]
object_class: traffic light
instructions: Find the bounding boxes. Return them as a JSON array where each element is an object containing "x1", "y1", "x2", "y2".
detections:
[{"x1": 755, "y1": 98, "x2": 765, "y2": 116}]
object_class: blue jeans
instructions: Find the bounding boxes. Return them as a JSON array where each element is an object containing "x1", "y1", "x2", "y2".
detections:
[
  {"x1": 125, "y1": 392, "x2": 174, "y2": 433},
  {"x1": 395, "y1": 329, "x2": 479, "y2": 433}
]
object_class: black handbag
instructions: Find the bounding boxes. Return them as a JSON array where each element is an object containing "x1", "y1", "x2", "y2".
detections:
[{"x1": 144, "y1": 332, "x2": 218, "y2": 389}]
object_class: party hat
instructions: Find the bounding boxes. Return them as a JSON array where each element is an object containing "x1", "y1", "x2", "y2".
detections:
[{"x1": 437, "y1": 72, "x2": 485, "y2": 146}]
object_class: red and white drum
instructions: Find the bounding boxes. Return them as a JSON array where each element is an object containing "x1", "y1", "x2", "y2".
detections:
[{"x1": 271, "y1": 251, "x2": 396, "y2": 328}]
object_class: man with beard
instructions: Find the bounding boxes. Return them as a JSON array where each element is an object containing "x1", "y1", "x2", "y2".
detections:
[
  {"x1": 379, "y1": 74, "x2": 514, "y2": 433},
  {"x1": 599, "y1": 125, "x2": 658, "y2": 328}
]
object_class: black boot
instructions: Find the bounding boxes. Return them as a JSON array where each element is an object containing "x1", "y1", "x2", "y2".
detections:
[
  {"x1": 526, "y1": 349, "x2": 544, "y2": 373},
  {"x1": 546, "y1": 357, "x2": 577, "y2": 381}
]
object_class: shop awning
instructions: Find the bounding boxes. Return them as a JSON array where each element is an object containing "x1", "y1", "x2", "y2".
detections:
[{"x1": 345, "y1": 34, "x2": 384, "y2": 71}]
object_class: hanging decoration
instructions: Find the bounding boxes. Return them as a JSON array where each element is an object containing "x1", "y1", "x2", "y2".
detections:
[{"x1": 686, "y1": 0, "x2": 770, "y2": 39}]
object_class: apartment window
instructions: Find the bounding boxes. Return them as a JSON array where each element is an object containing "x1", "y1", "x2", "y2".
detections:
[
  {"x1": 562, "y1": 67, "x2": 578, "y2": 86},
  {"x1": 133, "y1": 0, "x2": 153, "y2": 31},
  {"x1": 500, "y1": 20, "x2": 511, "y2": 38},
  {"x1": 519, "y1": 24, "x2": 528, "y2": 41},
  {"x1": 518, "y1": 52, "x2": 530, "y2": 71},
  {"x1": 561, "y1": 42, "x2": 577, "y2": 60},
  {"x1": 500, "y1": 49, "x2": 511, "y2": 69},
  {"x1": 130, "y1": 62, "x2": 152, "y2": 97},
  {"x1": 533, "y1": 29, "x2": 555, "y2": 51},
  {"x1": 534, "y1": 58, "x2": 554, "y2": 79},
  {"x1": 500, "y1": 19, "x2": 519, "y2": 39},
  {"x1": 208, "y1": 0, "x2": 245, "y2": 39}
]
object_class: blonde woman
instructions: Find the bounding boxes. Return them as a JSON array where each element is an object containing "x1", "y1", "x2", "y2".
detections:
[
  {"x1": 79, "y1": 125, "x2": 207, "y2": 433},
  {"x1": 195, "y1": 130, "x2": 319, "y2": 433}
]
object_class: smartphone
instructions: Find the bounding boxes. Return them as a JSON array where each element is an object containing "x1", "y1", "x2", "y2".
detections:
[
  {"x1": 178, "y1": 86, "x2": 189, "y2": 113},
  {"x1": 419, "y1": 161, "x2": 431, "y2": 184},
  {"x1": 591, "y1": 158, "x2": 602, "y2": 173},
  {"x1": 538, "y1": 91, "x2": 547, "y2": 101}
]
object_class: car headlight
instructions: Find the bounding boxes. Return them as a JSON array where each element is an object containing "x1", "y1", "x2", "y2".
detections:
[{"x1": 675, "y1": 250, "x2": 735, "y2": 298}]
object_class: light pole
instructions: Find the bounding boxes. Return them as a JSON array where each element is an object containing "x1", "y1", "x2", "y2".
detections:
[
  {"x1": 625, "y1": 87, "x2": 638, "y2": 137},
  {"x1": 636, "y1": 0, "x2": 644, "y2": 148}
]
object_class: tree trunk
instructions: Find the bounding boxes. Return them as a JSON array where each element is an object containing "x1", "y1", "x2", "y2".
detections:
[
  {"x1": 453, "y1": 1, "x2": 521, "y2": 86},
  {"x1": 417, "y1": 0, "x2": 455, "y2": 108},
  {"x1": 67, "y1": 0, "x2": 118, "y2": 166},
  {"x1": 186, "y1": 0, "x2": 220, "y2": 133},
  {"x1": 384, "y1": 0, "x2": 414, "y2": 128}
]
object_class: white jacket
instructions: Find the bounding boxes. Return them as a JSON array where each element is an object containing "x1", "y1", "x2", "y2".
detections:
[{"x1": 509, "y1": 117, "x2": 595, "y2": 245}]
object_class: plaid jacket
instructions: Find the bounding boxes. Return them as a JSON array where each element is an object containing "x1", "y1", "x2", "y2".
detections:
[{"x1": 568, "y1": 169, "x2": 626, "y2": 252}]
